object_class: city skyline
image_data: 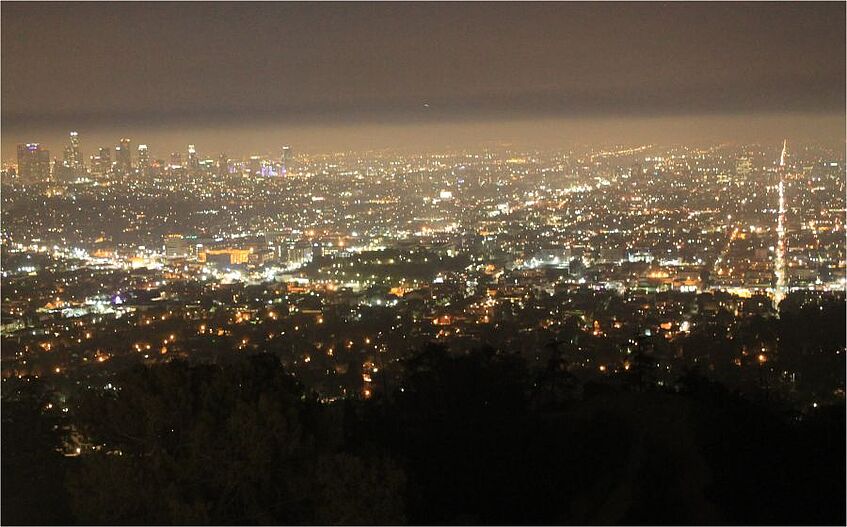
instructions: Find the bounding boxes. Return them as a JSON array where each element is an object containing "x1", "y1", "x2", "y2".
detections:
[{"x1": 5, "y1": 112, "x2": 846, "y2": 165}]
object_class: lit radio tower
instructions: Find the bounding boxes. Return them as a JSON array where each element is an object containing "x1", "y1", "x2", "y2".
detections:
[{"x1": 774, "y1": 140, "x2": 788, "y2": 308}]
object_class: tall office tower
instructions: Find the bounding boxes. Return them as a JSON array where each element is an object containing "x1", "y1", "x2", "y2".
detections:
[
  {"x1": 63, "y1": 145, "x2": 75, "y2": 169},
  {"x1": 137, "y1": 144, "x2": 150, "y2": 174},
  {"x1": 89, "y1": 153, "x2": 100, "y2": 176},
  {"x1": 58, "y1": 149, "x2": 75, "y2": 181},
  {"x1": 218, "y1": 153, "x2": 229, "y2": 177},
  {"x1": 248, "y1": 155, "x2": 262, "y2": 176},
  {"x1": 99, "y1": 147, "x2": 112, "y2": 175},
  {"x1": 114, "y1": 144, "x2": 125, "y2": 173},
  {"x1": 89, "y1": 147, "x2": 111, "y2": 178},
  {"x1": 16, "y1": 143, "x2": 51, "y2": 184},
  {"x1": 67, "y1": 131, "x2": 84, "y2": 175},
  {"x1": 50, "y1": 156, "x2": 71, "y2": 182},
  {"x1": 281, "y1": 145, "x2": 293, "y2": 175},
  {"x1": 187, "y1": 144, "x2": 199, "y2": 173},
  {"x1": 115, "y1": 138, "x2": 132, "y2": 174},
  {"x1": 170, "y1": 152, "x2": 183, "y2": 169}
]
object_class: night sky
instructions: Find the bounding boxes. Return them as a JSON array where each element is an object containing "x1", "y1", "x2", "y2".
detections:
[{"x1": 2, "y1": 2, "x2": 844, "y2": 158}]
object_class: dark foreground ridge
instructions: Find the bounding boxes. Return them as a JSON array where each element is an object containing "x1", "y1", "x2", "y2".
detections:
[{"x1": 3, "y1": 343, "x2": 844, "y2": 525}]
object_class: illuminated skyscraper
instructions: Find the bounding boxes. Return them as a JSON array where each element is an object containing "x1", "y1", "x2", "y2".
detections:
[
  {"x1": 281, "y1": 145, "x2": 293, "y2": 175},
  {"x1": 63, "y1": 146, "x2": 75, "y2": 169},
  {"x1": 92, "y1": 147, "x2": 112, "y2": 177},
  {"x1": 89, "y1": 154, "x2": 100, "y2": 176},
  {"x1": 218, "y1": 153, "x2": 229, "y2": 177},
  {"x1": 170, "y1": 152, "x2": 183, "y2": 169},
  {"x1": 16, "y1": 143, "x2": 50, "y2": 184},
  {"x1": 57, "y1": 149, "x2": 74, "y2": 181},
  {"x1": 114, "y1": 144, "x2": 125, "y2": 172},
  {"x1": 49, "y1": 157, "x2": 62, "y2": 181},
  {"x1": 115, "y1": 138, "x2": 132, "y2": 174},
  {"x1": 248, "y1": 155, "x2": 262, "y2": 176},
  {"x1": 137, "y1": 144, "x2": 150, "y2": 174},
  {"x1": 187, "y1": 144, "x2": 199, "y2": 173},
  {"x1": 68, "y1": 131, "x2": 84, "y2": 175}
]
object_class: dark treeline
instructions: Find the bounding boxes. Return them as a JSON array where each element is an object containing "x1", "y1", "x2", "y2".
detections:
[{"x1": 3, "y1": 338, "x2": 844, "y2": 526}]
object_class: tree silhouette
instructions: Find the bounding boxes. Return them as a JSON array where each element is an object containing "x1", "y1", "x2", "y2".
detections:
[
  {"x1": 2, "y1": 332, "x2": 843, "y2": 526},
  {"x1": 2, "y1": 378, "x2": 71, "y2": 525},
  {"x1": 66, "y1": 354, "x2": 406, "y2": 525},
  {"x1": 532, "y1": 338, "x2": 579, "y2": 410}
]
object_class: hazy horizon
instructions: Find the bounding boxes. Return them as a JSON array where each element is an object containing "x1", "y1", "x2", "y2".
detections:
[
  {"x1": 3, "y1": 1, "x2": 844, "y2": 161},
  {"x1": 4, "y1": 112, "x2": 845, "y2": 162}
]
